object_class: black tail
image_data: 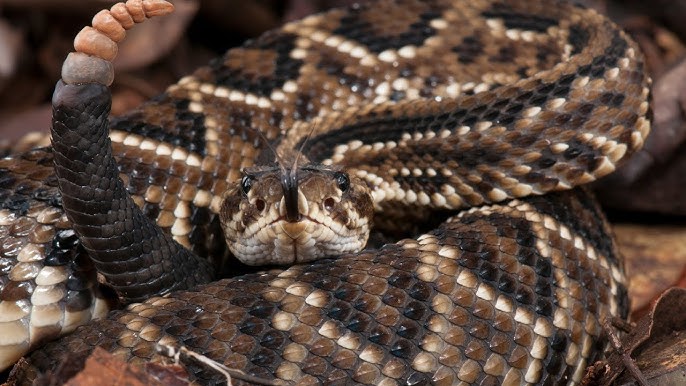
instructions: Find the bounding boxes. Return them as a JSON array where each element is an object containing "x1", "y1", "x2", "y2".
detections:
[{"x1": 51, "y1": 80, "x2": 214, "y2": 303}]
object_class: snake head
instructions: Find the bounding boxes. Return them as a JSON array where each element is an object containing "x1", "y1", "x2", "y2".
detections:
[{"x1": 220, "y1": 164, "x2": 374, "y2": 265}]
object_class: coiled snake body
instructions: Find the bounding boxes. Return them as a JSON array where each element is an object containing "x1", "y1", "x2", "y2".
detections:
[{"x1": 0, "y1": 0, "x2": 650, "y2": 384}]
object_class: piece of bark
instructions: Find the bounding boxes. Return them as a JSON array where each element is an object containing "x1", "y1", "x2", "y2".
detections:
[
  {"x1": 583, "y1": 288, "x2": 686, "y2": 385},
  {"x1": 615, "y1": 288, "x2": 686, "y2": 385},
  {"x1": 616, "y1": 331, "x2": 686, "y2": 385}
]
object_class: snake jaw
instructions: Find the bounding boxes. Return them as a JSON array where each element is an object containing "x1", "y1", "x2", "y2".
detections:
[
  {"x1": 279, "y1": 221, "x2": 307, "y2": 240},
  {"x1": 220, "y1": 165, "x2": 374, "y2": 265}
]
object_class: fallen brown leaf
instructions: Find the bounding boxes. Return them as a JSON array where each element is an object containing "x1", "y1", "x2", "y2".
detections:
[{"x1": 62, "y1": 347, "x2": 189, "y2": 386}]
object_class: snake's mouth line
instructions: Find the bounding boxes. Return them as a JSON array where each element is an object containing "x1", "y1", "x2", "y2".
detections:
[
  {"x1": 267, "y1": 214, "x2": 321, "y2": 227},
  {"x1": 241, "y1": 212, "x2": 341, "y2": 243},
  {"x1": 273, "y1": 215, "x2": 327, "y2": 240}
]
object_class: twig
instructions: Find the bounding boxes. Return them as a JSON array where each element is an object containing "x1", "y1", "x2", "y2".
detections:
[
  {"x1": 156, "y1": 343, "x2": 282, "y2": 386},
  {"x1": 611, "y1": 316, "x2": 635, "y2": 333},
  {"x1": 602, "y1": 318, "x2": 649, "y2": 386}
]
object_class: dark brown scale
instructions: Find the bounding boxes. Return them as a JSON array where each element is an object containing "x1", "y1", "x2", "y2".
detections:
[
  {"x1": 451, "y1": 303, "x2": 474, "y2": 324},
  {"x1": 458, "y1": 252, "x2": 480, "y2": 270},
  {"x1": 509, "y1": 346, "x2": 530, "y2": 369},
  {"x1": 514, "y1": 325, "x2": 534, "y2": 347},
  {"x1": 333, "y1": 282, "x2": 360, "y2": 302},
  {"x1": 0, "y1": 236, "x2": 22, "y2": 256},
  {"x1": 464, "y1": 339, "x2": 488, "y2": 361},
  {"x1": 0, "y1": 280, "x2": 34, "y2": 301},
  {"x1": 331, "y1": 348, "x2": 357, "y2": 370},
  {"x1": 444, "y1": 326, "x2": 467, "y2": 347},
  {"x1": 498, "y1": 273, "x2": 517, "y2": 295},
  {"x1": 367, "y1": 324, "x2": 393, "y2": 345},
  {"x1": 452, "y1": 35, "x2": 484, "y2": 64},
  {"x1": 535, "y1": 275, "x2": 553, "y2": 297},
  {"x1": 469, "y1": 319, "x2": 491, "y2": 340},
  {"x1": 490, "y1": 331, "x2": 513, "y2": 354},
  {"x1": 375, "y1": 304, "x2": 401, "y2": 327},
  {"x1": 302, "y1": 355, "x2": 327, "y2": 376},
  {"x1": 480, "y1": 375, "x2": 500, "y2": 386},
  {"x1": 353, "y1": 292, "x2": 381, "y2": 314},
  {"x1": 408, "y1": 281, "x2": 431, "y2": 301},
  {"x1": 404, "y1": 300, "x2": 429, "y2": 321},
  {"x1": 257, "y1": 332, "x2": 286, "y2": 355},
  {"x1": 381, "y1": 287, "x2": 407, "y2": 307}
]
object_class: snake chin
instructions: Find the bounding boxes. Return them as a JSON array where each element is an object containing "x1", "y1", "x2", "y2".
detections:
[{"x1": 219, "y1": 163, "x2": 374, "y2": 265}]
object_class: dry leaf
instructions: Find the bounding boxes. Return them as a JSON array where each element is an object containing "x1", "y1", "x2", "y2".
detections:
[{"x1": 63, "y1": 347, "x2": 189, "y2": 386}]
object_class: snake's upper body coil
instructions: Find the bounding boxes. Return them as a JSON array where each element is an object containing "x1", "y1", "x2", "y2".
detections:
[{"x1": 0, "y1": 0, "x2": 650, "y2": 384}]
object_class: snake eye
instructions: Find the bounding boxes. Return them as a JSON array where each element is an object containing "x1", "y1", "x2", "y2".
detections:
[
  {"x1": 241, "y1": 175, "x2": 254, "y2": 195},
  {"x1": 334, "y1": 172, "x2": 350, "y2": 192}
]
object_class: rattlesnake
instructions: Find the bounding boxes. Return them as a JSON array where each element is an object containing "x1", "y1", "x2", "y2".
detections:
[{"x1": 1, "y1": 0, "x2": 650, "y2": 384}]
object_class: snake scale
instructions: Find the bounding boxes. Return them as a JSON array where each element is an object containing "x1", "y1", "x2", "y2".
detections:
[{"x1": 0, "y1": 0, "x2": 651, "y2": 384}]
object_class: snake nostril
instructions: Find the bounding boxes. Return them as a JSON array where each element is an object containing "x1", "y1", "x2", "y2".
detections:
[
  {"x1": 255, "y1": 199, "x2": 266, "y2": 212},
  {"x1": 324, "y1": 197, "x2": 336, "y2": 212}
]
